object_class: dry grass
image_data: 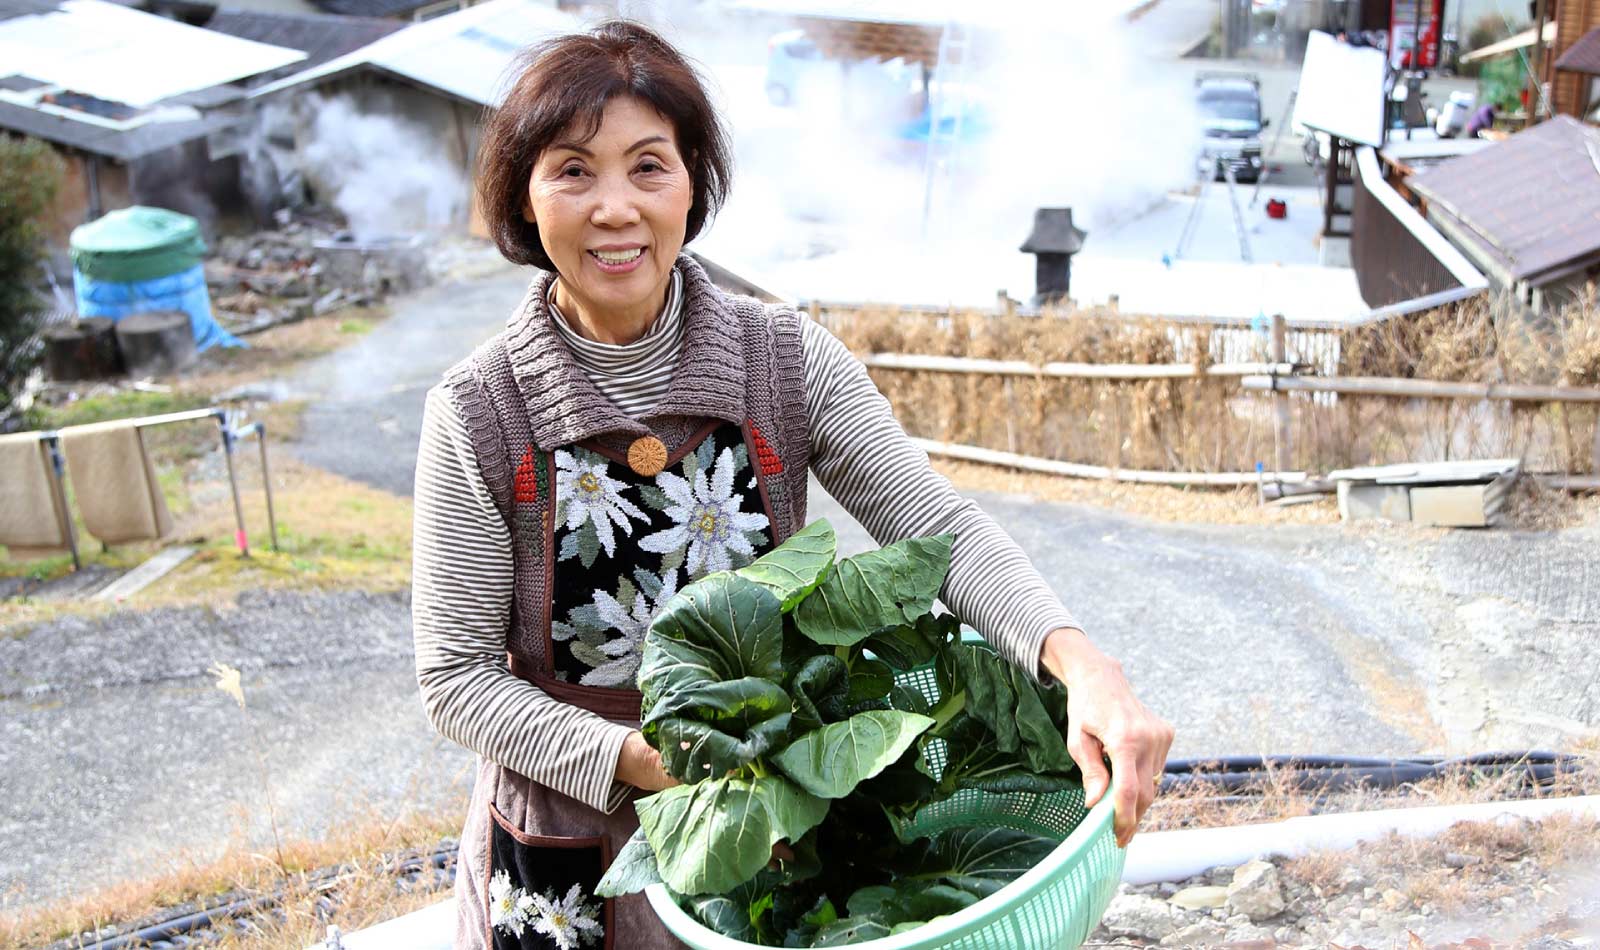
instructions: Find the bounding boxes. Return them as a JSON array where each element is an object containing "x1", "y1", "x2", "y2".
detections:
[
  {"x1": 1, "y1": 302, "x2": 411, "y2": 628},
  {"x1": 0, "y1": 451, "x2": 413, "y2": 630},
  {"x1": 0, "y1": 805, "x2": 465, "y2": 950},
  {"x1": 824, "y1": 292, "x2": 1600, "y2": 479}
]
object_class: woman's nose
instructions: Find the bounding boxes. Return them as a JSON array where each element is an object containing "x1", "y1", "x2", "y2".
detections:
[{"x1": 590, "y1": 178, "x2": 642, "y2": 227}]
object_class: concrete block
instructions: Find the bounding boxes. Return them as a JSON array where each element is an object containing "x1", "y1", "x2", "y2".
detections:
[
  {"x1": 1410, "y1": 484, "x2": 1493, "y2": 528},
  {"x1": 1337, "y1": 481, "x2": 1411, "y2": 523}
]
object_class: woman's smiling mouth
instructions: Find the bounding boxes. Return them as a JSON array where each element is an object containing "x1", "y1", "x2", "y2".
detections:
[{"x1": 589, "y1": 247, "x2": 645, "y2": 271}]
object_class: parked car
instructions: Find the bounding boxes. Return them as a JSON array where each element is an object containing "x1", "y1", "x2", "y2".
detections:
[{"x1": 1195, "y1": 71, "x2": 1266, "y2": 183}]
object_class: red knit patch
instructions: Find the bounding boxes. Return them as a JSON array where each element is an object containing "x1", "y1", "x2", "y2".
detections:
[
  {"x1": 513, "y1": 447, "x2": 539, "y2": 504},
  {"x1": 749, "y1": 423, "x2": 783, "y2": 476}
]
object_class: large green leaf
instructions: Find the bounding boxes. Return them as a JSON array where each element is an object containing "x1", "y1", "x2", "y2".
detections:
[
  {"x1": 792, "y1": 534, "x2": 955, "y2": 647},
  {"x1": 810, "y1": 918, "x2": 892, "y2": 945},
  {"x1": 864, "y1": 613, "x2": 961, "y2": 672},
  {"x1": 790, "y1": 654, "x2": 848, "y2": 733},
  {"x1": 683, "y1": 893, "x2": 757, "y2": 942},
  {"x1": 894, "y1": 827, "x2": 1059, "y2": 899},
  {"x1": 924, "y1": 710, "x2": 1080, "y2": 797},
  {"x1": 638, "y1": 573, "x2": 785, "y2": 720},
  {"x1": 771, "y1": 710, "x2": 936, "y2": 799},
  {"x1": 736, "y1": 519, "x2": 836, "y2": 611},
  {"x1": 651, "y1": 711, "x2": 792, "y2": 782},
  {"x1": 637, "y1": 775, "x2": 829, "y2": 896},
  {"x1": 952, "y1": 643, "x2": 1077, "y2": 775},
  {"x1": 595, "y1": 827, "x2": 661, "y2": 898},
  {"x1": 845, "y1": 880, "x2": 977, "y2": 924}
]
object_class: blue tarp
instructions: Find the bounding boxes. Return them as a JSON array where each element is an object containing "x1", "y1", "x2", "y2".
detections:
[{"x1": 73, "y1": 263, "x2": 245, "y2": 352}]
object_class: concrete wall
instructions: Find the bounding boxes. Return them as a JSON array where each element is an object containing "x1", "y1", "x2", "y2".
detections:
[{"x1": 40, "y1": 149, "x2": 133, "y2": 252}]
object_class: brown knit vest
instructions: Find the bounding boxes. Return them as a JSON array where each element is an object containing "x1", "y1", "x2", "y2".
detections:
[{"x1": 442, "y1": 254, "x2": 811, "y2": 713}]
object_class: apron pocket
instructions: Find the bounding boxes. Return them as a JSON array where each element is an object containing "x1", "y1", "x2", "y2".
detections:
[{"x1": 485, "y1": 803, "x2": 615, "y2": 950}]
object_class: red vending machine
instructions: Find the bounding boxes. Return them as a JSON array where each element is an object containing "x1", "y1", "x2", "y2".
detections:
[{"x1": 1389, "y1": 0, "x2": 1444, "y2": 68}]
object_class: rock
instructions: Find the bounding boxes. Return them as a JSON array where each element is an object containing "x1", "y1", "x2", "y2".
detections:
[
  {"x1": 1169, "y1": 885, "x2": 1229, "y2": 911},
  {"x1": 1379, "y1": 888, "x2": 1409, "y2": 912},
  {"x1": 1156, "y1": 881, "x2": 1180, "y2": 897},
  {"x1": 1101, "y1": 893, "x2": 1181, "y2": 941},
  {"x1": 1358, "y1": 907, "x2": 1378, "y2": 923},
  {"x1": 1227, "y1": 860, "x2": 1287, "y2": 921},
  {"x1": 1206, "y1": 865, "x2": 1237, "y2": 886},
  {"x1": 1443, "y1": 851, "x2": 1482, "y2": 869},
  {"x1": 1337, "y1": 866, "x2": 1368, "y2": 892},
  {"x1": 1159, "y1": 920, "x2": 1228, "y2": 947}
]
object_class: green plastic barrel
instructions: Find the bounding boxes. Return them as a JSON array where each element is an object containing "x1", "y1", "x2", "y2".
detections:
[
  {"x1": 645, "y1": 662, "x2": 1127, "y2": 949},
  {"x1": 70, "y1": 206, "x2": 207, "y2": 283}
]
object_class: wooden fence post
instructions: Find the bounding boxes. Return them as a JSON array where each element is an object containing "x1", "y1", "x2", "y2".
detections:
[{"x1": 1271, "y1": 314, "x2": 1293, "y2": 473}]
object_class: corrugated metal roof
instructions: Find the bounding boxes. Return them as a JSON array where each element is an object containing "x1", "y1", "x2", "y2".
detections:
[
  {"x1": 309, "y1": 0, "x2": 427, "y2": 18},
  {"x1": 1554, "y1": 25, "x2": 1600, "y2": 75},
  {"x1": 1408, "y1": 116, "x2": 1600, "y2": 283},
  {"x1": 0, "y1": 0, "x2": 304, "y2": 107},
  {"x1": 204, "y1": 9, "x2": 404, "y2": 87},
  {"x1": 248, "y1": 0, "x2": 577, "y2": 105},
  {"x1": 0, "y1": 98, "x2": 240, "y2": 159},
  {"x1": 0, "y1": 0, "x2": 58, "y2": 21}
]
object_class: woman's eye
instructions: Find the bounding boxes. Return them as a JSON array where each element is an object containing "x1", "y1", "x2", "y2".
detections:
[
  {"x1": 561, "y1": 165, "x2": 584, "y2": 177},
  {"x1": 638, "y1": 161, "x2": 663, "y2": 173}
]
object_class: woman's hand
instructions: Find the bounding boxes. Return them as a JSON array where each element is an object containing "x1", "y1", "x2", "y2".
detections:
[
  {"x1": 1041, "y1": 627, "x2": 1174, "y2": 849},
  {"x1": 616, "y1": 731, "x2": 679, "y2": 792}
]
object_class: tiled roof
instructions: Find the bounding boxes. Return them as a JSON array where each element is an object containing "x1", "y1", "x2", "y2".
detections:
[
  {"x1": 204, "y1": 9, "x2": 404, "y2": 86},
  {"x1": 1554, "y1": 25, "x2": 1600, "y2": 75},
  {"x1": 1408, "y1": 116, "x2": 1600, "y2": 283},
  {"x1": 307, "y1": 0, "x2": 430, "y2": 19}
]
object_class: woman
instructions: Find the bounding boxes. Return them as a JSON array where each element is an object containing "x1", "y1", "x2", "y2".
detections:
[{"x1": 413, "y1": 20, "x2": 1173, "y2": 949}]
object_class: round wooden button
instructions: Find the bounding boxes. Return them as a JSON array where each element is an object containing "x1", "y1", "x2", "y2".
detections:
[{"x1": 627, "y1": 435, "x2": 668, "y2": 477}]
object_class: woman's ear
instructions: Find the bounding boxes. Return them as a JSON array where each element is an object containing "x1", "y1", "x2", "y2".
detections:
[{"x1": 521, "y1": 198, "x2": 535, "y2": 225}]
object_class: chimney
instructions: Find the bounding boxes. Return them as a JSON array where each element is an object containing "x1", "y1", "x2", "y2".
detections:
[{"x1": 1019, "y1": 208, "x2": 1088, "y2": 308}]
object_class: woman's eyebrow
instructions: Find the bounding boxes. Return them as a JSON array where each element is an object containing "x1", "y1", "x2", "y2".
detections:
[{"x1": 547, "y1": 135, "x2": 668, "y2": 158}]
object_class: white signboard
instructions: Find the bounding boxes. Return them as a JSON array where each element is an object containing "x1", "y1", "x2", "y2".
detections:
[{"x1": 1292, "y1": 30, "x2": 1388, "y2": 147}]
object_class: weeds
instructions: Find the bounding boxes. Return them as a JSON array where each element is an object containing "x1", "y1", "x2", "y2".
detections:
[{"x1": 823, "y1": 292, "x2": 1600, "y2": 478}]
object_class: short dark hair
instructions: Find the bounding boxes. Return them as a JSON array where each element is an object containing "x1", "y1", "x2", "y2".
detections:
[{"x1": 475, "y1": 20, "x2": 733, "y2": 271}]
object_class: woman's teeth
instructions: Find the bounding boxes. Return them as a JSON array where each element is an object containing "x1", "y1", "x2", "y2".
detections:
[{"x1": 591, "y1": 249, "x2": 643, "y2": 264}]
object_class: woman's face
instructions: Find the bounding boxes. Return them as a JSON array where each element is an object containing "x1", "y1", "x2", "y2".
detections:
[{"x1": 524, "y1": 96, "x2": 693, "y2": 329}]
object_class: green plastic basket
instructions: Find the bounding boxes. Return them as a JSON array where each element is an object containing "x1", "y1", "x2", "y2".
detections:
[{"x1": 644, "y1": 660, "x2": 1127, "y2": 949}]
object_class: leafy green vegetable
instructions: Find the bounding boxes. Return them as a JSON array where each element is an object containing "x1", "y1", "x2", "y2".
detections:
[
  {"x1": 616, "y1": 521, "x2": 1082, "y2": 946},
  {"x1": 736, "y1": 519, "x2": 836, "y2": 611},
  {"x1": 792, "y1": 534, "x2": 954, "y2": 646},
  {"x1": 771, "y1": 710, "x2": 936, "y2": 799},
  {"x1": 636, "y1": 774, "x2": 827, "y2": 896},
  {"x1": 952, "y1": 643, "x2": 1078, "y2": 775}
]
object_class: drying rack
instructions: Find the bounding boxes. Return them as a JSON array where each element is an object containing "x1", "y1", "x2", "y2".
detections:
[{"x1": 37, "y1": 407, "x2": 279, "y2": 571}]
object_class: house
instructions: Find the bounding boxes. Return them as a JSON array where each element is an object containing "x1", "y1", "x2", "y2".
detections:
[
  {"x1": 1406, "y1": 116, "x2": 1600, "y2": 312},
  {"x1": 1547, "y1": 0, "x2": 1600, "y2": 120},
  {"x1": 242, "y1": 0, "x2": 578, "y2": 237},
  {"x1": 0, "y1": 0, "x2": 306, "y2": 245},
  {"x1": 1553, "y1": 25, "x2": 1600, "y2": 120}
]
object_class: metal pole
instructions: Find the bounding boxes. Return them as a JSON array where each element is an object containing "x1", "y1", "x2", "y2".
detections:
[
  {"x1": 1529, "y1": 0, "x2": 1548, "y2": 122},
  {"x1": 219, "y1": 418, "x2": 250, "y2": 558},
  {"x1": 43, "y1": 435, "x2": 82, "y2": 572},
  {"x1": 254, "y1": 425, "x2": 279, "y2": 552}
]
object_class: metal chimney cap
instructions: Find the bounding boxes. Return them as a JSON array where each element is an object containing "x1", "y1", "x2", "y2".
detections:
[{"x1": 1019, "y1": 207, "x2": 1088, "y2": 255}]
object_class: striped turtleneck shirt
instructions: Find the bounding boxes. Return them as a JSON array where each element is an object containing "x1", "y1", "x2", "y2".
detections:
[
  {"x1": 412, "y1": 270, "x2": 1082, "y2": 813},
  {"x1": 547, "y1": 268, "x2": 684, "y2": 417}
]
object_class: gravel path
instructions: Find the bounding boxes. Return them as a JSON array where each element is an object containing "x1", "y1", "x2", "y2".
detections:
[{"x1": 5, "y1": 268, "x2": 1596, "y2": 912}]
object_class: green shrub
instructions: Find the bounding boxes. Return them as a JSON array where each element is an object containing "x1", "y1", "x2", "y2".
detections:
[{"x1": 0, "y1": 136, "x2": 67, "y2": 420}]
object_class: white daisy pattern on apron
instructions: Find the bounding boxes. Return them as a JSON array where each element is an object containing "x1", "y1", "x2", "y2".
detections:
[
  {"x1": 550, "y1": 568, "x2": 680, "y2": 688},
  {"x1": 554, "y1": 447, "x2": 649, "y2": 567},
  {"x1": 638, "y1": 444, "x2": 769, "y2": 577}
]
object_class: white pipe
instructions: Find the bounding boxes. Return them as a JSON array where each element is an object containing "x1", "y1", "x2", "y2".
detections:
[
  {"x1": 307, "y1": 897, "x2": 455, "y2": 950},
  {"x1": 1121, "y1": 794, "x2": 1600, "y2": 885}
]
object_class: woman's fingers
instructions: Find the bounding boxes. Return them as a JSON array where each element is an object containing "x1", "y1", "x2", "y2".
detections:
[
  {"x1": 1067, "y1": 727, "x2": 1110, "y2": 807},
  {"x1": 1107, "y1": 744, "x2": 1145, "y2": 848}
]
